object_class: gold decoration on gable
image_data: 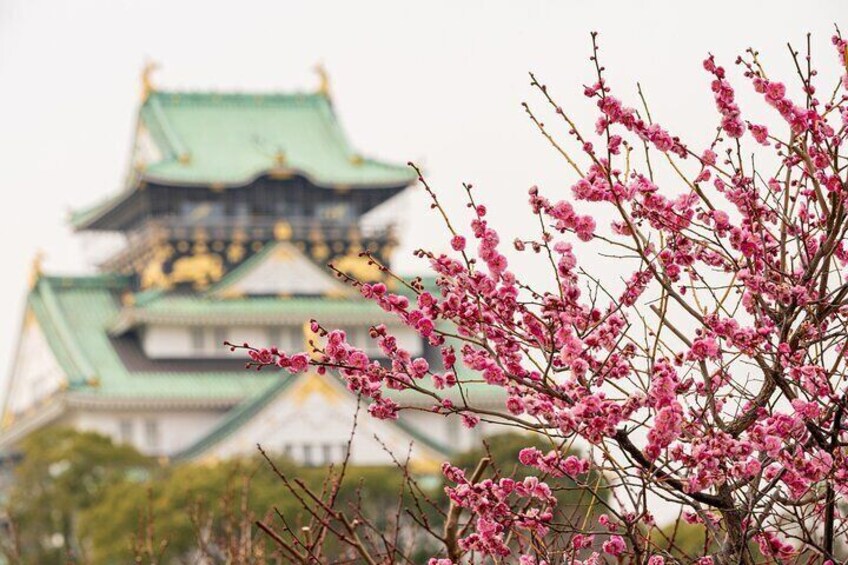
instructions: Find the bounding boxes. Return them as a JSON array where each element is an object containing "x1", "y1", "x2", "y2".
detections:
[
  {"x1": 332, "y1": 247, "x2": 383, "y2": 283},
  {"x1": 169, "y1": 251, "x2": 224, "y2": 289},
  {"x1": 273, "y1": 221, "x2": 293, "y2": 241},
  {"x1": 308, "y1": 225, "x2": 324, "y2": 243},
  {"x1": 314, "y1": 63, "x2": 331, "y2": 98},
  {"x1": 141, "y1": 61, "x2": 159, "y2": 102},
  {"x1": 140, "y1": 245, "x2": 174, "y2": 290},
  {"x1": 269, "y1": 168, "x2": 293, "y2": 180},
  {"x1": 1, "y1": 411, "x2": 14, "y2": 430},
  {"x1": 140, "y1": 243, "x2": 225, "y2": 291},
  {"x1": 28, "y1": 251, "x2": 45, "y2": 289},
  {"x1": 23, "y1": 308, "x2": 36, "y2": 329},
  {"x1": 311, "y1": 242, "x2": 329, "y2": 261},
  {"x1": 193, "y1": 240, "x2": 210, "y2": 254},
  {"x1": 323, "y1": 287, "x2": 349, "y2": 299},
  {"x1": 227, "y1": 241, "x2": 246, "y2": 263},
  {"x1": 291, "y1": 374, "x2": 340, "y2": 405}
]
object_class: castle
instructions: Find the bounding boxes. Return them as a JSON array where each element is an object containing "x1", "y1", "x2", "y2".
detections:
[{"x1": 0, "y1": 69, "x2": 497, "y2": 471}]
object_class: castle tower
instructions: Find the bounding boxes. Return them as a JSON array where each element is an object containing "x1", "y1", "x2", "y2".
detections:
[{"x1": 0, "y1": 73, "x2": 494, "y2": 470}]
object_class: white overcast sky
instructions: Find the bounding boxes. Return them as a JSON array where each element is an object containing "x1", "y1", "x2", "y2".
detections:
[{"x1": 0, "y1": 0, "x2": 845, "y2": 374}]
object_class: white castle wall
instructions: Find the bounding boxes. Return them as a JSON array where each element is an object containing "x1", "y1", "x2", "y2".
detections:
[
  {"x1": 70, "y1": 408, "x2": 227, "y2": 457},
  {"x1": 5, "y1": 314, "x2": 67, "y2": 417}
]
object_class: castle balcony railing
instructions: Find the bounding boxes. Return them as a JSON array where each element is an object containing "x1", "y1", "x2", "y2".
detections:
[
  {"x1": 99, "y1": 216, "x2": 397, "y2": 274},
  {"x1": 130, "y1": 215, "x2": 395, "y2": 244}
]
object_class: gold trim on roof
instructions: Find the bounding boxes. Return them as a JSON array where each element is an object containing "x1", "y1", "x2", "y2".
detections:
[
  {"x1": 141, "y1": 61, "x2": 159, "y2": 102},
  {"x1": 28, "y1": 250, "x2": 45, "y2": 289},
  {"x1": 314, "y1": 63, "x2": 331, "y2": 98}
]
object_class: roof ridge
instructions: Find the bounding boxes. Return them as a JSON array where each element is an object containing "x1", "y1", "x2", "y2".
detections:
[
  {"x1": 149, "y1": 90, "x2": 327, "y2": 105},
  {"x1": 39, "y1": 273, "x2": 131, "y2": 288}
]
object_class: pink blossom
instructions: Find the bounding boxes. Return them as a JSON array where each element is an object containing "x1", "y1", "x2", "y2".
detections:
[{"x1": 602, "y1": 535, "x2": 626, "y2": 556}]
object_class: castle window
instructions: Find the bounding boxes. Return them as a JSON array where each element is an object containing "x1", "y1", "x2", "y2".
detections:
[
  {"x1": 144, "y1": 419, "x2": 160, "y2": 451},
  {"x1": 270, "y1": 326, "x2": 302, "y2": 352},
  {"x1": 316, "y1": 202, "x2": 352, "y2": 222},
  {"x1": 266, "y1": 327, "x2": 281, "y2": 349},
  {"x1": 213, "y1": 327, "x2": 228, "y2": 349},
  {"x1": 302, "y1": 444, "x2": 314, "y2": 466},
  {"x1": 321, "y1": 443, "x2": 333, "y2": 465},
  {"x1": 191, "y1": 327, "x2": 205, "y2": 353},
  {"x1": 118, "y1": 419, "x2": 133, "y2": 444}
]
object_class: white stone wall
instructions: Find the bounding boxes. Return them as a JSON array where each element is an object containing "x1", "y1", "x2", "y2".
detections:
[
  {"x1": 4, "y1": 316, "x2": 66, "y2": 417},
  {"x1": 200, "y1": 374, "x2": 445, "y2": 470},
  {"x1": 141, "y1": 325, "x2": 269, "y2": 358},
  {"x1": 141, "y1": 324, "x2": 424, "y2": 359},
  {"x1": 69, "y1": 408, "x2": 228, "y2": 456},
  {"x1": 398, "y1": 410, "x2": 494, "y2": 454}
]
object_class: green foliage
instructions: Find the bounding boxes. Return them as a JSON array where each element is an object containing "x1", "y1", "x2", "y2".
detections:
[
  {"x1": 650, "y1": 519, "x2": 717, "y2": 558},
  {"x1": 5, "y1": 426, "x2": 151, "y2": 563},
  {"x1": 4, "y1": 428, "x2": 610, "y2": 563},
  {"x1": 81, "y1": 456, "x2": 406, "y2": 564}
]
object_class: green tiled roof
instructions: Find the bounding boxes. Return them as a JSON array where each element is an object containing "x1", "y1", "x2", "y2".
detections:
[
  {"x1": 110, "y1": 294, "x2": 396, "y2": 333},
  {"x1": 27, "y1": 275, "x2": 278, "y2": 400},
  {"x1": 71, "y1": 90, "x2": 416, "y2": 229},
  {"x1": 139, "y1": 91, "x2": 415, "y2": 187},
  {"x1": 24, "y1": 273, "x2": 504, "y2": 459}
]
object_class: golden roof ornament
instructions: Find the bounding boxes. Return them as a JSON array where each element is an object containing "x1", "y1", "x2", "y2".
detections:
[
  {"x1": 141, "y1": 60, "x2": 160, "y2": 102},
  {"x1": 314, "y1": 63, "x2": 331, "y2": 98},
  {"x1": 28, "y1": 250, "x2": 45, "y2": 288},
  {"x1": 274, "y1": 221, "x2": 293, "y2": 241}
]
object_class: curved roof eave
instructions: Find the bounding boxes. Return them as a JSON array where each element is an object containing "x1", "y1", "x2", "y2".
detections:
[{"x1": 71, "y1": 170, "x2": 413, "y2": 232}]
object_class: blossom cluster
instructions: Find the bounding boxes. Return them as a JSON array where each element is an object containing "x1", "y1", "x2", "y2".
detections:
[{"x1": 243, "y1": 33, "x2": 848, "y2": 563}]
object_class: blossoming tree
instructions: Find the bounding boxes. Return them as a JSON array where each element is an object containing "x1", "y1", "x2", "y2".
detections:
[{"x1": 240, "y1": 32, "x2": 848, "y2": 564}]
